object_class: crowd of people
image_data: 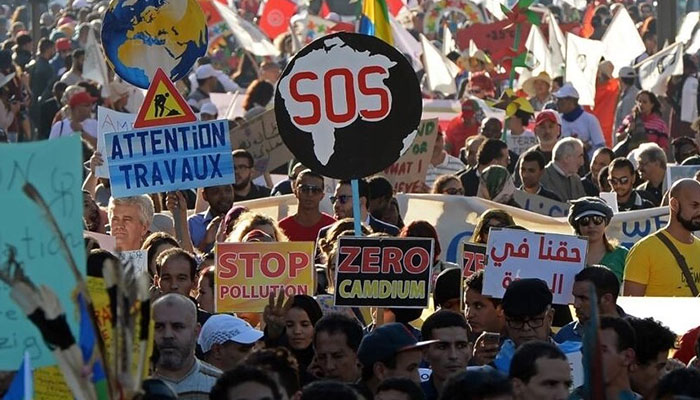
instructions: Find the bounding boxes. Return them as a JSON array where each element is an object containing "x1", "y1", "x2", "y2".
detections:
[{"x1": 2, "y1": 0, "x2": 700, "y2": 399}]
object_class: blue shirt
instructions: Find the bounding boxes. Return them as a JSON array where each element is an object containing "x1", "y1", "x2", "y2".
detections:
[
  {"x1": 188, "y1": 209, "x2": 214, "y2": 251},
  {"x1": 494, "y1": 339, "x2": 582, "y2": 375}
]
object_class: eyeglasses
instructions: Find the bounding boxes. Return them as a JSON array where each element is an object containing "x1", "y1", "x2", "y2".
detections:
[
  {"x1": 506, "y1": 316, "x2": 546, "y2": 330},
  {"x1": 235, "y1": 164, "x2": 251, "y2": 170},
  {"x1": 330, "y1": 195, "x2": 352, "y2": 204},
  {"x1": 443, "y1": 187, "x2": 464, "y2": 195},
  {"x1": 578, "y1": 215, "x2": 605, "y2": 227},
  {"x1": 607, "y1": 176, "x2": 630, "y2": 186},
  {"x1": 298, "y1": 184, "x2": 323, "y2": 194}
]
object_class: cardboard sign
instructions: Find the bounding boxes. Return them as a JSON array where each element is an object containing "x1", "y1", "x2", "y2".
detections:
[
  {"x1": 106, "y1": 119, "x2": 234, "y2": 197},
  {"x1": 275, "y1": 32, "x2": 422, "y2": 179},
  {"x1": 216, "y1": 242, "x2": 315, "y2": 312},
  {"x1": 0, "y1": 136, "x2": 85, "y2": 369},
  {"x1": 483, "y1": 228, "x2": 587, "y2": 304},
  {"x1": 513, "y1": 190, "x2": 569, "y2": 217},
  {"x1": 134, "y1": 69, "x2": 197, "y2": 128},
  {"x1": 382, "y1": 118, "x2": 438, "y2": 193},
  {"x1": 666, "y1": 165, "x2": 700, "y2": 190},
  {"x1": 96, "y1": 106, "x2": 137, "y2": 178},
  {"x1": 461, "y1": 242, "x2": 486, "y2": 278},
  {"x1": 334, "y1": 236, "x2": 434, "y2": 307},
  {"x1": 230, "y1": 109, "x2": 293, "y2": 178}
]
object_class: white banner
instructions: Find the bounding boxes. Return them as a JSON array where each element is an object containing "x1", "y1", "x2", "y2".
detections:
[
  {"x1": 421, "y1": 34, "x2": 458, "y2": 96},
  {"x1": 213, "y1": 1, "x2": 280, "y2": 57},
  {"x1": 601, "y1": 7, "x2": 645, "y2": 77},
  {"x1": 96, "y1": 106, "x2": 137, "y2": 178},
  {"x1": 637, "y1": 42, "x2": 684, "y2": 96},
  {"x1": 565, "y1": 32, "x2": 605, "y2": 106}
]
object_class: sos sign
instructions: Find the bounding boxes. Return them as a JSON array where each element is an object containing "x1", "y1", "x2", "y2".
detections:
[{"x1": 275, "y1": 32, "x2": 422, "y2": 180}]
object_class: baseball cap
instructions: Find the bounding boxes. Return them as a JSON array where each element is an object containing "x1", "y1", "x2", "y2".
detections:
[
  {"x1": 200, "y1": 102, "x2": 218, "y2": 116},
  {"x1": 619, "y1": 66, "x2": 637, "y2": 79},
  {"x1": 501, "y1": 278, "x2": 552, "y2": 318},
  {"x1": 69, "y1": 91, "x2": 97, "y2": 107},
  {"x1": 358, "y1": 323, "x2": 437, "y2": 368},
  {"x1": 195, "y1": 64, "x2": 218, "y2": 80},
  {"x1": 198, "y1": 314, "x2": 264, "y2": 353},
  {"x1": 535, "y1": 110, "x2": 561, "y2": 127},
  {"x1": 55, "y1": 38, "x2": 71, "y2": 52},
  {"x1": 553, "y1": 83, "x2": 579, "y2": 99}
]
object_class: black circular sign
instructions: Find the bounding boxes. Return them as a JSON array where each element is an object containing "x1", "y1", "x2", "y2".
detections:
[{"x1": 275, "y1": 32, "x2": 422, "y2": 180}]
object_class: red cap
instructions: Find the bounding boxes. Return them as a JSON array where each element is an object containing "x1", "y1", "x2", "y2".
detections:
[
  {"x1": 69, "y1": 91, "x2": 97, "y2": 108},
  {"x1": 535, "y1": 110, "x2": 561, "y2": 127},
  {"x1": 56, "y1": 38, "x2": 71, "y2": 52}
]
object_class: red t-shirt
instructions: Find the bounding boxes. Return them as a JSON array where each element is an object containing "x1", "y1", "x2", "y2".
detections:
[
  {"x1": 278, "y1": 213, "x2": 336, "y2": 242},
  {"x1": 445, "y1": 116, "x2": 479, "y2": 157}
]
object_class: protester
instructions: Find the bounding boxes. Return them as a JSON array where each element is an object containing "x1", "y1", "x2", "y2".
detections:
[
  {"x1": 376, "y1": 378, "x2": 425, "y2": 400},
  {"x1": 108, "y1": 195, "x2": 154, "y2": 251},
  {"x1": 530, "y1": 110, "x2": 561, "y2": 164},
  {"x1": 245, "y1": 347, "x2": 301, "y2": 399},
  {"x1": 48, "y1": 90, "x2": 97, "y2": 147},
  {"x1": 471, "y1": 209, "x2": 514, "y2": 245},
  {"x1": 457, "y1": 139, "x2": 510, "y2": 197},
  {"x1": 477, "y1": 165, "x2": 519, "y2": 207},
  {"x1": 608, "y1": 157, "x2": 655, "y2": 211},
  {"x1": 327, "y1": 179, "x2": 398, "y2": 235},
  {"x1": 672, "y1": 136, "x2": 699, "y2": 164},
  {"x1": 555, "y1": 83, "x2": 605, "y2": 158},
  {"x1": 196, "y1": 265, "x2": 215, "y2": 313},
  {"x1": 368, "y1": 176, "x2": 395, "y2": 223},
  {"x1": 445, "y1": 98, "x2": 482, "y2": 156},
  {"x1": 430, "y1": 175, "x2": 464, "y2": 195},
  {"x1": 615, "y1": 67, "x2": 639, "y2": 132},
  {"x1": 567, "y1": 198, "x2": 628, "y2": 280},
  {"x1": 626, "y1": 317, "x2": 677, "y2": 400},
  {"x1": 279, "y1": 169, "x2": 336, "y2": 241},
  {"x1": 581, "y1": 147, "x2": 614, "y2": 196},
  {"x1": 425, "y1": 132, "x2": 465, "y2": 188},
  {"x1": 209, "y1": 365, "x2": 282, "y2": 400},
  {"x1": 420, "y1": 310, "x2": 472, "y2": 400},
  {"x1": 591, "y1": 61, "x2": 619, "y2": 146},
  {"x1": 357, "y1": 323, "x2": 436, "y2": 395},
  {"x1": 313, "y1": 313, "x2": 363, "y2": 383},
  {"x1": 540, "y1": 137, "x2": 586, "y2": 202},
  {"x1": 198, "y1": 314, "x2": 263, "y2": 372},
  {"x1": 616, "y1": 90, "x2": 669, "y2": 153},
  {"x1": 142, "y1": 231, "x2": 179, "y2": 278},
  {"x1": 188, "y1": 184, "x2": 234, "y2": 252},
  {"x1": 433, "y1": 267, "x2": 461, "y2": 312},
  {"x1": 152, "y1": 294, "x2": 221, "y2": 397},
  {"x1": 440, "y1": 366, "x2": 512, "y2": 400},
  {"x1": 228, "y1": 211, "x2": 287, "y2": 242},
  {"x1": 522, "y1": 72, "x2": 553, "y2": 112},
  {"x1": 233, "y1": 149, "x2": 271, "y2": 201},
  {"x1": 624, "y1": 179, "x2": 700, "y2": 296},
  {"x1": 518, "y1": 150, "x2": 561, "y2": 201},
  {"x1": 555, "y1": 266, "x2": 625, "y2": 343},
  {"x1": 509, "y1": 341, "x2": 572, "y2": 400},
  {"x1": 635, "y1": 143, "x2": 667, "y2": 206},
  {"x1": 154, "y1": 248, "x2": 198, "y2": 297}
]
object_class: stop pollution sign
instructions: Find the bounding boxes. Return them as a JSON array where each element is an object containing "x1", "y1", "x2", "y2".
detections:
[{"x1": 274, "y1": 32, "x2": 422, "y2": 180}]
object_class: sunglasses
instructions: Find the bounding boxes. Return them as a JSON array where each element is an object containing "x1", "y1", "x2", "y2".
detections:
[
  {"x1": 330, "y1": 195, "x2": 352, "y2": 204},
  {"x1": 443, "y1": 187, "x2": 464, "y2": 195},
  {"x1": 578, "y1": 215, "x2": 605, "y2": 227},
  {"x1": 607, "y1": 176, "x2": 630, "y2": 186},
  {"x1": 298, "y1": 184, "x2": 323, "y2": 194}
]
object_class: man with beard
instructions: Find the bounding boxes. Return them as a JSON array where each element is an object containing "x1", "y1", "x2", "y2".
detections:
[
  {"x1": 153, "y1": 294, "x2": 221, "y2": 397},
  {"x1": 188, "y1": 184, "x2": 234, "y2": 252},
  {"x1": 60, "y1": 49, "x2": 84, "y2": 86},
  {"x1": 232, "y1": 149, "x2": 271, "y2": 201},
  {"x1": 624, "y1": 178, "x2": 700, "y2": 296}
]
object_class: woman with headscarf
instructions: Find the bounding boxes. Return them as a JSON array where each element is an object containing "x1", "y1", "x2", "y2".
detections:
[
  {"x1": 477, "y1": 165, "x2": 520, "y2": 207},
  {"x1": 567, "y1": 197, "x2": 628, "y2": 282}
]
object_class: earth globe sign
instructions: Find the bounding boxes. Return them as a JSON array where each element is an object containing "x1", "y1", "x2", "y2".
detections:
[{"x1": 102, "y1": 0, "x2": 208, "y2": 89}]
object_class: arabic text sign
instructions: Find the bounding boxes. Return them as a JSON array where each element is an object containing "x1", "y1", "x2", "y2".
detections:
[
  {"x1": 0, "y1": 136, "x2": 85, "y2": 369},
  {"x1": 106, "y1": 119, "x2": 234, "y2": 197},
  {"x1": 461, "y1": 242, "x2": 486, "y2": 278},
  {"x1": 483, "y1": 228, "x2": 587, "y2": 304},
  {"x1": 230, "y1": 109, "x2": 293, "y2": 178},
  {"x1": 334, "y1": 236, "x2": 434, "y2": 308},
  {"x1": 383, "y1": 118, "x2": 438, "y2": 193},
  {"x1": 216, "y1": 242, "x2": 315, "y2": 312}
]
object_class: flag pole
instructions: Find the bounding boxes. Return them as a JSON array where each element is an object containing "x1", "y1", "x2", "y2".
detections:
[{"x1": 351, "y1": 179, "x2": 362, "y2": 236}]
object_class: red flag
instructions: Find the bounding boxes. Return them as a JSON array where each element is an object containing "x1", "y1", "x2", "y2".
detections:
[
  {"x1": 259, "y1": 0, "x2": 297, "y2": 39},
  {"x1": 386, "y1": 0, "x2": 405, "y2": 16},
  {"x1": 580, "y1": 3, "x2": 595, "y2": 38},
  {"x1": 319, "y1": 0, "x2": 330, "y2": 18}
]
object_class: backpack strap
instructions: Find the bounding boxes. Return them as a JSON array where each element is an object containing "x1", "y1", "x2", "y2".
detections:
[{"x1": 654, "y1": 231, "x2": 699, "y2": 297}]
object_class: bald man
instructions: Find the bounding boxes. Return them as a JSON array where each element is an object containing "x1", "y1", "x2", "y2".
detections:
[
  {"x1": 152, "y1": 294, "x2": 221, "y2": 397},
  {"x1": 623, "y1": 179, "x2": 700, "y2": 297}
]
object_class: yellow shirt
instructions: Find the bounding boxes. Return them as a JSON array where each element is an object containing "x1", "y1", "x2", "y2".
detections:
[{"x1": 624, "y1": 229, "x2": 700, "y2": 296}]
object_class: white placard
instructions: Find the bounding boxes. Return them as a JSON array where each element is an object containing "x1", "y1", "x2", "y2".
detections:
[{"x1": 483, "y1": 228, "x2": 588, "y2": 304}]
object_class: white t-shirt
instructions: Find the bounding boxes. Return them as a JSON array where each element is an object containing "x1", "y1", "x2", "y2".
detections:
[{"x1": 48, "y1": 118, "x2": 98, "y2": 140}]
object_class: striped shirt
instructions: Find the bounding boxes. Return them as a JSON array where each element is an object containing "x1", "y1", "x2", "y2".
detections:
[
  {"x1": 155, "y1": 358, "x2": 221, "y2": 400},
  {"x1": 425, "y1": 153, "x2": 465, "y2": 188}
]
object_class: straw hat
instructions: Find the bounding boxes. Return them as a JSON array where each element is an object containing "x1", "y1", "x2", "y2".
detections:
[{"x1": 522, "y1": 71, "x2": 552, "y2": 97}]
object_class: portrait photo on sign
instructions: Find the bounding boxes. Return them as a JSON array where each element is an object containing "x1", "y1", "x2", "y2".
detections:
[{"x1": 275, "y1": 32, "x2": 422, "y2": 180}]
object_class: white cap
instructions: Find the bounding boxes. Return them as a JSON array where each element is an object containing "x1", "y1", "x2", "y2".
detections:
[
  {"x1": 553, "y1": 83, "x2": 579, "y2": 99},
  {"x1": 195, "y1": 64, "x2": 218, "y2": 80},
  {"x1": 198, "y1": 314, "x2": 263, "y2": 353},
  {"x1": 200, "y1": 102, "x2": 218, "y2": 116}
]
